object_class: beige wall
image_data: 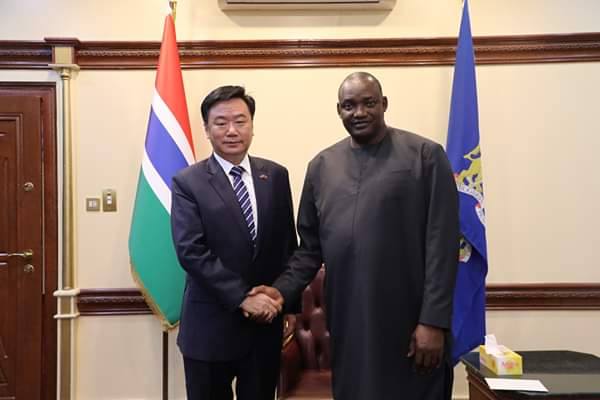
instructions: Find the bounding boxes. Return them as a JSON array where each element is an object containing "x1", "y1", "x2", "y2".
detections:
[
  {"x1": 76, "y1": 64, "x2": 600, "y2": 287},
  {"x1": 2, "y1": 0, "x2": 600, "y2": 399},
  {"x1": 3, "y1": 0, "x2": 600, "y2": 40}
]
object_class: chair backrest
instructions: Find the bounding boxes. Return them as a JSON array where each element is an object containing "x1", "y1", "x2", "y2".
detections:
[{"x1": 293, "y1": 267, "x2": 330, "y2": 371}]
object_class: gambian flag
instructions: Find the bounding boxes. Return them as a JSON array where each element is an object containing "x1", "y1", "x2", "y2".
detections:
[{"x1": 129, "y1": 12, "x2": 195, "y2": 329}]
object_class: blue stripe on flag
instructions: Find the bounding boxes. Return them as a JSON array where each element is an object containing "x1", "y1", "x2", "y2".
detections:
[{"x1": 145, "y1": 109, "x2": 189, "y2": 189}]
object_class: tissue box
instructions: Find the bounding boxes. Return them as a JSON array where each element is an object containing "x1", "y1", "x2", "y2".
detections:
[{"x1": 478, "y1": 345, "x2": 523, "y2": 375}]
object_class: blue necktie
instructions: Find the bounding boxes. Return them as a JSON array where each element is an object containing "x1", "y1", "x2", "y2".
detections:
[{"x1": 229, "y1": 166, "x2": 256, "y2": 242}]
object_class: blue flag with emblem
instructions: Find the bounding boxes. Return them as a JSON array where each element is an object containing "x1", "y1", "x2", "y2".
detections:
[{"x1": 446, "y1": 0, "x2": 488, "y2": 365}]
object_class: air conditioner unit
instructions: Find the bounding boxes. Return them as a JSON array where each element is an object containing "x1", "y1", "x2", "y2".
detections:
[{"x1": 219, "y1": 0, "x2": 395, "y2": 10}]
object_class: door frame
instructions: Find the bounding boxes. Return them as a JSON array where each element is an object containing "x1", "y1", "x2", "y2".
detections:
[{"x1": 0, "y1": 83, "x2": 58, "y2": 400}]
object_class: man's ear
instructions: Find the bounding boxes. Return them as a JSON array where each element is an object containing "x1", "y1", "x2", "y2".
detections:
[
  {"x1": 336, "y1": 103, "x2": 342, "y2": 118},
  {"x1": 382, "y1": 96, "x2": 388, "y2": 112}
]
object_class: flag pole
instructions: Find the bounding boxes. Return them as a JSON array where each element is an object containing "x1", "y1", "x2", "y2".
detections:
[
  {"x1": 162, "y1": 5, "x2": 176, "y2": 399},
  {"x1": 169, "y1": 1, "x2": 178, "y2": 22},
  {"x1": 163, "y1": 329, "x2": 169, "y2": 400},
  {"x1": 131, "y1": 1, "x2": 190, "y2": 397}
]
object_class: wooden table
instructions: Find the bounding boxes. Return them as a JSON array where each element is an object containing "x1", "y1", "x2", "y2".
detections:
[{"x1": 461, "y1": 351, "x2": 600, "y2": 400}]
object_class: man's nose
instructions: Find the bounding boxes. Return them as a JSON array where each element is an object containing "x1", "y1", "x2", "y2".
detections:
[
  {"x1": 225, "y1": 122, "x2": 238, "y2": 135},
  {"x1": 354, "y1": 105, "x2": 367, "y2": 117}
]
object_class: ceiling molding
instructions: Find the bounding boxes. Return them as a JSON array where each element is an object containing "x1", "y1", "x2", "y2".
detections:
[
  {"x1": 2, "y1": 33, "x2": 600, "y2": 70},
  {"x1": 0, "y1": 41, "x2": 52, "y2": 69},
  {"x1": 76, "y1": 33, "x2": 600, "y2": 69}
]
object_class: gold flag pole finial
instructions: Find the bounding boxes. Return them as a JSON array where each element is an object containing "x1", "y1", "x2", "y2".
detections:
[{"x1": 169, "y1": 1, "x2": 178, "y2": 22}]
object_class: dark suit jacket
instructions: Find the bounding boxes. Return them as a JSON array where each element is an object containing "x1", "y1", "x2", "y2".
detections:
[{"x1": 171, "y1": 155, "x2": 297, "y2": 361}]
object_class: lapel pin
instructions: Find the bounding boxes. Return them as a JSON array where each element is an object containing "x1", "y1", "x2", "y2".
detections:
[{"x1": 259, "y1": 174, "x2": 268, "y2": 180}]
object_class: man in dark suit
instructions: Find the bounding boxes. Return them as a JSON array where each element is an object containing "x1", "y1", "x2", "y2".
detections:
[{"x1": 171, "y1": 85, "x2": 297, "y2": 400}]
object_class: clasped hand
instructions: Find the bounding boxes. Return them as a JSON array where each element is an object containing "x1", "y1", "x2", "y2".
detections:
[{"x1": 240, "y1": 285, "x2": 284, "y2": 323}]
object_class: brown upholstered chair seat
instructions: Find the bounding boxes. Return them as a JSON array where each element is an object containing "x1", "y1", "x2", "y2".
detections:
[{"x1": 278, "y1": 268, "x2": 333, "y2": 399}]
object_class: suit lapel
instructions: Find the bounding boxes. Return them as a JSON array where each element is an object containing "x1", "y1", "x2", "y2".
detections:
[
  {"x1": 206, "y1": 156, "x2": 253, "y2": 245},
  {"x1": 250, "y1": 156, "x2": 271, "y2": 259}
]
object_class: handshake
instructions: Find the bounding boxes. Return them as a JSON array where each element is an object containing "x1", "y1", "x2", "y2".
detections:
[{"x1": 240, "y1": 285, "x2": 284, "y2": 323}]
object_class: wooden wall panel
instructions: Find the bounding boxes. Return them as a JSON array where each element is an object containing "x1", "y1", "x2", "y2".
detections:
[
  {"x1": 78, "y1": 289, "x2": 152, "y2": 316},
  {"x1": 78, "y1": 284, "x2": 600, "y2": 315}
]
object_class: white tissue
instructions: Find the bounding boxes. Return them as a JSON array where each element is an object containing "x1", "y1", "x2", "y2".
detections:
[{"x1": 484, "y1": 334, "x2": 506, "y2": 356}]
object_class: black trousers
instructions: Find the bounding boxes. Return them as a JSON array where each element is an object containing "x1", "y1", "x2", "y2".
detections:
[{"x1": 183, "y1": 329, "x2": 282, "y2": 400}]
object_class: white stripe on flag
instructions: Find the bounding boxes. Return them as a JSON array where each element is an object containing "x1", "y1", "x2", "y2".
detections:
[
  {"x1": 142, "y1": 150, "x2": 172, "y2": 214},
  {"x1": 152, "y1": 89, "x2": 195, "y2": 166}
]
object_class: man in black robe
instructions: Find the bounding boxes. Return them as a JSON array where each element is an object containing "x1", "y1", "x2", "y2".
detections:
[{"x1": 255, "y1": 72, "x2": 459, "y2": 399}]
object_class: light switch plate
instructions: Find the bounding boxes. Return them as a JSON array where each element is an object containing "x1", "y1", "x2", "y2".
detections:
[
  {"x1": 86, "y1": 197, "x2": 101, "y2": 212},
  {"x1": 102, "y1": 189, "x2": 117, "y2": 212}
]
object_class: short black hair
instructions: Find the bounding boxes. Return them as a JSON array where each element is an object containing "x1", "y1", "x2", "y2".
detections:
[
  {"x1": 338, "y1": 72, "x2": 384, "y2": 99},
  {"x1": 200, "y1": 85, "x2": 256, "y2": 124}
]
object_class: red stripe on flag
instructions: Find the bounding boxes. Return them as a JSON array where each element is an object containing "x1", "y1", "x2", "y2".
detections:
[{"x1": 155, "y1": 14, "x2": 195, "y2": 156}]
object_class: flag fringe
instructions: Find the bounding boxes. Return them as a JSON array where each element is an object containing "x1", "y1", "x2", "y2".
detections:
[{"x1": 130, "y1": 261, "x2": 180, "y2": 332}]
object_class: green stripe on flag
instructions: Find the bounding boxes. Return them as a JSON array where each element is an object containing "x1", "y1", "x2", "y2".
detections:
[{"x1": 129, "y1": 172, "x2": 184, "y2": 328}]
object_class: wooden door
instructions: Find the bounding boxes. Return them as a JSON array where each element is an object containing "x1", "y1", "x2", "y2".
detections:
[{"x1": 0, "y1": 88, "x2": 56, "y2": 400}]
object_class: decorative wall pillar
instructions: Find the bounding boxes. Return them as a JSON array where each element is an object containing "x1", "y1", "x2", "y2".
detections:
[{"x1": 48, "y1": 38, "x2": 80, "y2": 400}]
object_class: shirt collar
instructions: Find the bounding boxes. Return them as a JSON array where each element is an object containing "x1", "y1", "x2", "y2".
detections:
[{"x1": 213, "y1": 152, "x2": 252, "y2": 176}]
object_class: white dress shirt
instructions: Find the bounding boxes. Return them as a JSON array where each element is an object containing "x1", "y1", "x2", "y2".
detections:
[{"x1": 213, "y1": 152, "x2": 258, "y2": 237}]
